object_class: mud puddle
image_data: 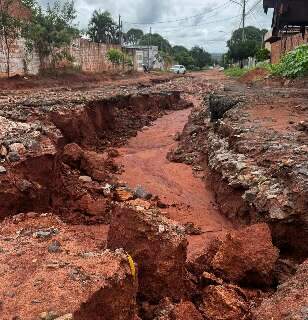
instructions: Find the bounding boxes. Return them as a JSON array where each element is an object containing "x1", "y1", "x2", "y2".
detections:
[{"x1": 116, "y1": 106, "x2": 232, "y2": 258}]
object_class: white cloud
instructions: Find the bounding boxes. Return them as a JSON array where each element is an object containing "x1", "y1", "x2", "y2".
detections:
[{"x1": 39, "y1": 0, "x2": 273, "y2": 52}]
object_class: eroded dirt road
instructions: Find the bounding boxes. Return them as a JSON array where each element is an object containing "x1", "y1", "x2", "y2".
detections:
[{"x1": 117, "y1": 102, "x2": 231, "y2": 258}]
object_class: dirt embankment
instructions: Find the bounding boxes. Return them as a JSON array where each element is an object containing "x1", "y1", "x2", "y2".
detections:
[
  {"x1": 169, "y1": 80, "x2": 308, "y2": 257},
  {"x1": 0, "y1": 85, "x2": 192, "y2": 221}
]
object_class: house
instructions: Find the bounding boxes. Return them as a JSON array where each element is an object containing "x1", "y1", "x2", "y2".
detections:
[
  {"x1": 263, "y1": 0, "x2": 308, "y2": 63},
  {"x1": 123, "y1": 45, "x2": 164, "y2": 71}
]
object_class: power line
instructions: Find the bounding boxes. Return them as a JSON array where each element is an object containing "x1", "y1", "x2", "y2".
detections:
[
  {"x1": 151, "y1": 14, "x2": 241, "y2": 34},
  {"x1": 123, "y1": 1, "x2": 230, "y2": 25}
]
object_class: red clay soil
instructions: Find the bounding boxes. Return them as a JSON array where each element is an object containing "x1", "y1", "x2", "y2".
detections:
[
  {"x1": 239, "y1": 67, "x2": 269, "y2": 84},
  {"x1": 116, "y1": 107, "x2": 232, "y2": 259},
  {"x1": 0, "y1": 71, "x2": 176, "y2": 91}
]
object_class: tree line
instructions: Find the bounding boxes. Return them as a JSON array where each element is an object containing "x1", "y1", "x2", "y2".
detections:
[{"x1": 0, "y1": 0, "x2": 213, "y2": 77}]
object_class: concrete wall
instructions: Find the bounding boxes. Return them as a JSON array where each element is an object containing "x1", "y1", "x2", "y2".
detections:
[
  {"x1": 0, "y1": 37, "x2": 123, "y2": 77},
  {"x1": 271, "y1": 33, "x2": 308, "y2": 64}
]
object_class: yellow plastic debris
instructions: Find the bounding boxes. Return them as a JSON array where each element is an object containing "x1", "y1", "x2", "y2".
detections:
[{"x1": 127, "y1": 254, "x2": 136, "y2": 280}]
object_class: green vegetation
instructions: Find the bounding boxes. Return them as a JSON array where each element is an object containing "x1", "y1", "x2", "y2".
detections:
[
  {"x1": 106, "y1": 48, "x2": 133, "y2": 69},
  {"x1": 224, "y1": 67, "x2": 251, "y2": 77},
  {"x1": 126, "y1": 28, "x2": 143, "y2": 45},
  {"x1": 256, "y1": 48, "x2": 270, "y2": 62},
  {"x1": 24, "y1": 0, "x2": 79, "y2": 68},
  {"x1": 0, "y1": 0, "x2": 25, "y2": 77},
  {"x1": 226, "y1": 26, "x2": 267, "y2": 67},
  {"x1": 270, "y1": 44, "x2": 308, "y2": 78},
  {"x1": 87, "y1": 10, "x2": 118, "y2": 44}
]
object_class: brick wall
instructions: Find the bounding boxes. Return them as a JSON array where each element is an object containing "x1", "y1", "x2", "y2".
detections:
[
  {"x1": 69, "y1": 38, "x2": 121, "y2": 72},
  {"x1": 271, "y1": 33, "x2": 308, "y2": 64},
  {"x1": 0, "y1": 37, "x2": 123, "y2": 78},
  {"x1": 0, "y1": 37, "x2": 40, "y2": 77}
]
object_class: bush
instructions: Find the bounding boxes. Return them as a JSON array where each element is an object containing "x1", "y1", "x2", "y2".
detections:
[
  {"x1": 224, "y1": 67, "x2": 251, "y2": 77},
  {"x1": 271, "y1": 44, "x2": 308, "y2": 78},
  {"x1": 256, "y1": 48, "x2": 270, "y2": 62},
  {"x1": 106, "y1": 48, "x2": 124, "y2": 65}
]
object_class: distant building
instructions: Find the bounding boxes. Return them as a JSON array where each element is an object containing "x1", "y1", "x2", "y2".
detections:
[{"x1": 123, "y1": 45, "x2": 164, "y2": 71}]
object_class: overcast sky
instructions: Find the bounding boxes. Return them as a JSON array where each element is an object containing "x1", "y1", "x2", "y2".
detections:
[{"x1": 40, "y1": 0, "x2": 273, "y2": 53}]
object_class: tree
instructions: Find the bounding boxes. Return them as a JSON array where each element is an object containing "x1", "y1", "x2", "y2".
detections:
[
  {"x1": 227, "y1": 26, "x2": 268, "y2": 66},
  {"x1": 126, "y1": 28, "x2": 143, "y2": 45},
  {"x1": 0, "y1": 0, "x2": 26, "y2": 77},
  {"x1": 172, "y1": 46, "x2": 193, "y2": 67},
  {"x1": 25, "y1": 0, "x2": 78, "y2": 69},
  {"x1": 190, "y1": 46, "x2": 212, "y2": 68},
  {"x1": 139, "y1": 33, "x2": 172, "y2": 53},
  {"x1": 87, "y1": 10, "x2": 118, "y2": 44}
]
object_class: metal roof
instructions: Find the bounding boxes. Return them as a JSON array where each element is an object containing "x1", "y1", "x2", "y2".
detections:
[{"x1": 263, "y1": 0, "x2": 308, "y2": 36}]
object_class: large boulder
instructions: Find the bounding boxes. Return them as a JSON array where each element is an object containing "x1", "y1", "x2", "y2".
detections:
[
  {"x1": 253, "y1": 260, "x2": 308, "y2": 320},
  {"x1": 190, "y1": 223, "x2": 279, "y2": 286},
  {"x1": 107, "y1": 205, "x2": 188, "y2": 303}
]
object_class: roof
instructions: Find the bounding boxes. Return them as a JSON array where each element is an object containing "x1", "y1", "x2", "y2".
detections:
[
  {"x1": 123, "y1": 45, "x2": 159, "y2": 50},
  {"x1": 263, "y1": 0, "x2": 308, "y2": 36}
]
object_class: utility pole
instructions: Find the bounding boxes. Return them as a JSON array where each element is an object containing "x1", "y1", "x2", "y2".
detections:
[
  {"x1": 241, "y1": 0, "x2": 246, "y2": 42},
  {"x1": 118, "y1": 15, "x2": 121, "y2": 45},
  {"x1": 148, "y1": 27, "x2": 152, "y2": 69}
]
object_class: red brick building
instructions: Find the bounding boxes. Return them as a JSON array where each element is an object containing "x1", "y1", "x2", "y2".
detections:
[{"x1": 263, "y1": 0, "x2": 308, "y2": 63}]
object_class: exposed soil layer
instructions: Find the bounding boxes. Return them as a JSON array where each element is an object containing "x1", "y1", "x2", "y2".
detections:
[
  {"x1": 0, "y1": 81, "x2": 192, "y2": 220},
  {"x1": 170, "y1": 77, "x2": 308, "y2": 257},
  {"x1": 0, "y1": 213, "x2": 137, "y2": 320},
  {"x1": 0, "y1": 70, "x2": 307, "y2": 320}
]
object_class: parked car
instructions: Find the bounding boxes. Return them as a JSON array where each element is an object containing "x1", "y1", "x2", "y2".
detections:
[{"x1": 170, "y1": 65, "x2": 186, "y2": 74}]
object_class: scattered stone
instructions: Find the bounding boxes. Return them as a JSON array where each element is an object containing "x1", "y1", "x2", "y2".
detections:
[
  {"x1": 102, "y1": 183, "x2": 112, "y2": 196},
  {"x1": 107, "y1": 148, "x2": 120, "y2": 158},
  {"x1": 127, "y1": 198, "x2": 151, "y2": 210},
  {"x1": 174, "y1": 132, "x2": 181, "y2": 141},
  {"x1": 0, "y1": 145, "x2": 8, "y2": 157},
  {"x1": 7, "y1": 151, "x2": 20, "y2": 162},
  {"x1": 114, "y1": 187, "x2": 134, "y2": 202},
  {"x1": 134, "y1": 185, "x2": 152, "y2": 200},
  {"x1": 78, "y1": 175, "x2": 92, "y2": 183},
  {"x1": 9, "y1": 143, "x2": 26, "y2": 154},
  {"x1": 54, "y1": 314, "x2": 73, "y2": 320},
  {"x1": 183, "y1": 222, "x2": 204, "y2": 235},
  {"x1": 48, "y1": 240, "x2": 62, "y2": 253},
  {"x1": 33, "y1": 228, "x2": 59, "y2": 239},
  {"x1": 200, "y1": 272, "x2": 224, "y2": 286},
  {"x1": 15, "y1": 179, "x2": 33, "y2": 192},
  {"x1": 0, "y1": 165, "x2": 6, "y2": 174},
  {"x1": 199, "y1": 284, "x2": 248, "y2": 320},
  {"x1": 157, "y1": 200, "x2": 168, "y2": 208},
  {"x1": 39, "y1": 311, "x2": 59, "y2": 320}
]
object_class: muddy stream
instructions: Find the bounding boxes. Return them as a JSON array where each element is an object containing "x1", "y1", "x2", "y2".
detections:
[{"x1": 116, "y1": 105, "x2": 231, "y2": 259}]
